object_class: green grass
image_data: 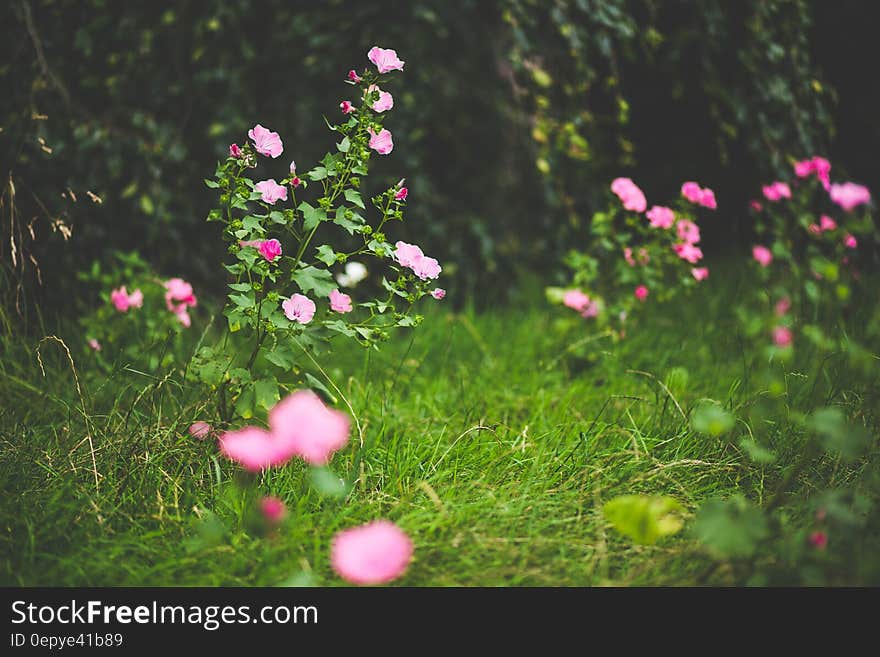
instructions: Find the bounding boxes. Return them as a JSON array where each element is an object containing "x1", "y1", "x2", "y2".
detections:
[{"x1": 1, "y1": 267, "x2": 878, "y2": 586}]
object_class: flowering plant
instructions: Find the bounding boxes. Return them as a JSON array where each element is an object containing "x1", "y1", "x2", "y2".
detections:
[
  {"x1": 196, "y1": 47, "x2": 443, "y2": 421},
  {"x1": 548, "y1": 177, "x2": 713, "y2": 338}
]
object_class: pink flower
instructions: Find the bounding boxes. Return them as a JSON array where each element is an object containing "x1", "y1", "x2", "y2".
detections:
[
  {"x1": 260, "y1": 496, "x2": 286, "y2": 524},
  {"x1": 634, "y1": 285, "x2": 649, "y2": 302},
  {"x1": 623, "y1": 247, "x2": 635, "y2": 266},
  {"x1": 255, "y1": 179, "x2": 288, "y2": 205},
  {"x1": 291, "y1": 176, "x2": 302, "y2": 188},
  {"x1": 393, "y1": 241, "x2": 424, "y2": 268},
  {"x1": 87, "y1": 338, "x2": 102, "y2": 351},
  {"x1": 581, "y1": 300, "x2": 599, "y2": 319},
  {"x1": 749, "y1": 200, "x2": 763, "y2": 212},
  {"x1": 563, "y1": 289, "x2": 591, "y2": 312},
  {"x1": 367, "y1": 85, "x2": 394, "y2": 112},
  {"x1": 762, "y1": 182, "x2": 792, "y2": 202},
  {"x1": 775, "y1": 296, "x2": 791, "y2": 317},
  {"x1": 676, "y1": 219, "x2": 700, "y2": 244},
  {"x1": 219, "y1": 426, "x2": 292, "y2": 472},
  {"x1": 110, "y1": 286, "x2": 143, "y2": 312},
  {"x1": 681, "y1": 181, "x2": 702, "y2": 204},
  {"x1": 411, "y1": 255, "x2": 442, "y2": 280},
  {"x1": 610, "y1": 177, "x2": 647, "y2": 213},
  {"x1": 164, "y1": 278, "x2": 197, "y2": 313},
  {"x1": 282, "y1": 294, "x2": 316, "y2": 324},
  {"x1": 844, "y1": 234, "x2": 858, "y2": 249},
  {"x1": 229, "y1": 143, "x2": 242, "y2": 158},
  {"x1": 699, "y1": 187, "x2": 717, "y2": 209},
  {"x1": 331, "y1": 520, "x2": 413, "y2": 585},
  {"x1": 794, "y1": 159, "x2": 813, "y2": 177},
  {"x1": 431, "y1": 288, "x2": 446, "y2": 300},
  {"x1": 794, "y1": 156, "x2": 832, "y2": 189},
  {"x1": 258, "y1": 238, "x2": 282, "y2": 262},
  {"x1": 819, "y1": 215, "x2": 837, "y2": 232},
  {"x1": 829, "y1": 182, "x2": 871, "y2": 211},
  {"x1": 347, "y1": 69, "x2": 362, "y2": 83},
  {"x1": 752, "y1": 245, "x2": 773, "y2": 267},
  {"x1": 174, "y1": 309, "x2": 192, "y2": 328},
  {"x1": 646, "y1": 205, "x2": 674, "y2": 229},
  {"x1": 188, "y1": 422, "x2": 212, "y2": 440},
  {"x1": 367, "y1": 46, "x2": 405, "y2": 74},
  {"x1": 368, "y1": 128, "x2": 394, "y2": 155},
  {"x1": 773, "y1": 326, "x2": 792, "y2": 348},
  {"x1": 269, "y1": 390, "x2": 350, "y2": 465},
  {"x1": 395, "y1": 187, "x2": 408, "y2": 201},
  {"x1": 691, "y1": 267, "x2": 709, "y2": 281},
  {"x1": 808, "y1": 223, "x2": 821, "y2": 235},
  {"x1": 248, "y1": 124, "x2": 283, "y2": 158},
  {"x1": 674, "y1": 242, "x2": 703, "y2": 264},
  {"x1": 809, "y1": 531, "x2": 828, "y2": 550},
  {"x1": 340, "y1": 100, "x2": 355, "y2": 114},
  {"x1": 329, "y1": 289, "x2": 353, "y2": 313}
]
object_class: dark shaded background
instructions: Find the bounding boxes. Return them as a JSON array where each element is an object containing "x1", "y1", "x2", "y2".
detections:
[{"x1": 2, "y1": 0, "x2": 878, "y2": 322}]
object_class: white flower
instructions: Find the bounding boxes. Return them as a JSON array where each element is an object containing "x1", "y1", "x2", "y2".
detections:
[{"x1": 335, "y1": 261, "x2": 368, "y2": 288}]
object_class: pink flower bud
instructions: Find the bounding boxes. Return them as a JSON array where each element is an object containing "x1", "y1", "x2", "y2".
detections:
[
  {"x1": 634, "y1": 285, "x2": 649, "y2": 302},
  {"x1": 260, "y1": 496, "x2": 286, "y2": 524},
  {"x1": 395, "y1": 187, "x2": 408, "y2": 201},
  {"x1": 229, "y1": 143, "x2": 242, "y2": 158},
  {"x1": 340, "y1": 100, "x2": 355, "y2": 114},
  {"x1": 347, "y1": 69, "x2": 362, "y2": 83}
]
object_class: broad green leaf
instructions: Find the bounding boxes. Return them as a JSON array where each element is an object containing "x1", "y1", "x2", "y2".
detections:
[
  {"x1": 690, "y1": 402, "x2": 735, "y2": 437},
  {"x1": 292, "y1": 266, "x2": 336, "y2": 296},
  {"x1": 298, "y1": 202, "x2": 326, "y2": 231},
  {"x1": 315, "y1": 244, "x2": 338, "y2": 266},
  {"x1": 254, "y1": 377, "x2": 280, "y2": 411},
  {"x1": 234, "y1": 385, "x2": 256, "y2": 420},
  {"x1": 603, "y1": 495, "x2": 685, "y2": 545},
  {"x1": 344, "y1": 188, "x2": 365, "y2": 209},
  {"x1": 692, "y1": 496, "x2": 768, "y2": 557}
]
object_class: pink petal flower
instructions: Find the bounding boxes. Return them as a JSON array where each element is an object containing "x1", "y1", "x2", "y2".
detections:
[
  {"x1": 646, "y1": 205, "x2": 674, "y2": 229},
  {"x1": 367, "y1": 46, "x2": 405, "y2": 74},
  {"x1": 188, "y1": 421, "x2": 212, "y2": 440},
  {"x1": 260, "y1": 496, "x2": 286, "y2": 524},
  {"x1": 291, "y1": 176, "x2": 302, "y2": 188},
  {"x1": 830, "y1": 182, "x2": 871, "y2": 211},
  {"x1": 87, "y1": 338, "x2": 102, "y2": 351},
  {"x1": 219, "y1": 426, "x2": 291, "y2": 472},
  {"x1": 393, "y1": 241, "x2": 424, "y2": 268},
  {"x1": 269, "y1": 390, "x2": 350, "y2": 465},
  {"x1": 347, "y1": 69, "x2": 362, "y2": 83},
  {"x1": 762, "y1": 182, "x2": 791, "y2": 202},
  {"x1": 563, "y1": 289, "x2": 591, "y2": 312},
  {"x1": 793, "y1": 159, "x2": 814, "y2": 177},
  {"x1": 681, "y1": 181, "x2": 703, "y2": 204},
  {"x1": 248, "y1": 124, "x2": 283, "y2": 158},
  {"x1": 164, "y1": 278, "x2": 197, "y2": 313},
  {"x1": 691, "y1": 267, "x2": 709, "y2": 281},
  {"x1": 844, "y1": 234, "x2": 858, "y2": 249},
  {"x1": 431, "y1": 288, "x2": 446, "y2": 300},
  {"x1": 329, "y1": 289, "x2": 353, "y2": 313},
  {"x1": 340, "y1": 100, "x2": 355, "y2": 115},
  {"x1": 258, "y1": 238, "x2": 282, "y2": 262},
  {"x1": 673, "y1": 242, "x2": 703, "y2": 264},
  {"x1": 331, "y1": 520, "x2": 413, "y2": 585},
  {"x1": 809, "y1": 530, "x2": 827, "y2": 550},
  {"x1": 255, "y1": 179, "x2": 288, "y2": 205},
  {"x1": 395, "y1": 187, "x2": 408, "y2": 201},
  {"x1": 229, "y1": 143, "x2": 242, "y2": 158},
  {"x1": 634, "y1": 285, "x2": 649, "y2": 302},
  {"x1": 819, "y1": 215, "x2": 837, "y2": 232},
  {"x1": 282, "y1": 294, "x2": 316, "y2": 324},
  {"x1": 367, "y1": 85, "x2": 394, "y2": 112},
  {"x1": 368, "y1": 128, "x2": 394, "y2": 155},
  {"x1": 699, "y1": 187, "x2": 717, "y2": 209},
  {"x1": 110, "y1": 286, "x2": 130, "y2": 312},
  {"x1": 581, "y1": 300, "x2": 599, "y2": 319},
  {"x1": 773, "y1": 326, "x2": 792, "y2": 348},
  {"x1": 610, "y1": 177, "x2": 647, "y2": 213},
  {"x1": 749, "y1": 200, "x2": 763, "y2": 212},
  {"x1": 174, "y1": 308, "x2": 191, "y2": 328},
  {"x1": 410, "y1": 255, "x2": 442, "y2": 280},
  {"x1": 774, "y1": 297, "x2": 791, "y2": 317},
  {"x1": 676, "y1": 219, "x2": 700, "y2": 244},
  {"x1": 752, "y1": 245, "x2": 773, "y2": 267}
]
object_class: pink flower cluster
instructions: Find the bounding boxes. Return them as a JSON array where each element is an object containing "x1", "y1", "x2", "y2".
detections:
[
  {"x1": 219, "y1": 390, "x2": 350, "y2": 470},
  {"x1": 611, "y1": 177, "x2": 647, "y2": 213},
  {"x1": 673, "y1": 214, "x2": 703, "y2": 265},
  {"x1": 563, "y1": 289, "x2": 599, "y2": 318},
  {"x1": 793, "y1": 156, "x2": 831, "y2": 190},
  {"x1": 164, "y1": 278, "x2": 198, "y2": 327},
  {"x1": 393, "y1": 241, "x2": 442, "y2": 280},
  {"x1": 681, "y1": 181, "x2": 717, "y2": 209},
  {"x1": 110, "y1": 286, "x2": 144, "y2": 313},
  {"x1": 762, "y1": 181, "x2": 792, "y2": 202}
]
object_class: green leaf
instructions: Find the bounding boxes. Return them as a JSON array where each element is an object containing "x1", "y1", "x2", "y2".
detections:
[
  {"x1": 265, "y1": 342, "x2": 297, "y2": 370},
  {"x1": 293, "y1": 266, "x2": 336, "y2": 296},
  {"x1": 306, "y1": 167, "x2": 328, "y2": 181},
  {"x1": 344, "y1": 188, "x2": 365, "y2": 209},
  {"x1": 315, "y1": 244, "x2": 338, "y2": 266},
  {"x1": 603, "y1": 495, "x2": 685, "y2": 545},
  {"x1": 738, "y1": 438, "x2": 776, "y2": 464},
  {"x1": 692, "y1": 496, "x2": 768, "y2": 558},
  {"x1": 204, "y1": 178, "x2": 220, "y2": 189},
  {"x1": 234, "y1": 385, "x2": 256, "y2": 420},
  {"x1": 809, "y1": 407, "x2": 870, "y2": 461},
  {"x1": 337, "y1": 136, "x2": 350, "y2": 153},
  {"x1": 229, "y1": 292, "x2": 255, "y2": 309},
  {"x1": 690, "y1": 402, "x2": 735, "y2": 437},
  {"x1": 304, "y1": 373, "x2": 337, "y2": 404},
  {"x1": 309, "y1": 466, "x2": 350, "y2": 498},
  {"x1": 254, "y1": 377, "x2": 280, "y2": 411},
  {"x1": 298, "y1": 202, "x2": 326, "y2": 232}
]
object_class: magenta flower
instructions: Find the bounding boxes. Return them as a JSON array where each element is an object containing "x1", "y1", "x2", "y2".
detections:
[
  {"x1": 634, "y1": 285, "x2": 649, "y2": 302},
  {"x1": 367, "y1": 84, "x2": 394, "y2": 112},
  {"x1": 563, "y1": 289, "x2": 591, "y2": 312},
  {"x1": 674, "y1": 242, "x2": 703, "y2": 264},
  {"x1": 773, "y1": 326, "x2": 792, "y2": 348},
  {"x1": 367, "y1": 46, "x2": 405, "y2": 74},
  {"x1": 774, "y1": 297, "x2": 791, "y2": 317},
  {"x1": 681, "y1": 181, "x2": 702, "y2": 204},
  {"x1": 282, "y1": 294, "x2": 316, "y2": 324},
  {"x1": 260, "y1": 496, "x2": 286, "y2": 524},
  {"x1": 248, "y1": 124, "x2": 283, "y2": 158},
  {"x1": 431, "y1": 288, "x2": 446, "y2": 300},
  {"x1": 610, "y1": 177, "x2": 647, "y2": 213},
  {"x1": 87, "y1": 338, "x2": 102, "y2": 351},
  {"x1": 691, "y1": 267, "x2": 709, "y2": 281},
  {"x1": 258, "y1": 238, "x2": 282, "y2": 262},
  {"x1": 393, "y1": 241, "x2": 424, "y2": 268},
  {"x1": 749, "y1": 200, "x2": 763, "y2": 212},
  {"x1": 844, "y1": 234, "x2": 858, "y2": 249},
  {"x1": 110, "y1": 286, "x2": 143, "y2": 312},
  {"x1": 229, "y1": 143, "x2": 242, "y2": 158},
  {"x1": 830, "y1": 182, "x2": 871, "y2": 211},
  {"x1": 269, "y1": 390, "x2": 350, "y2": 465},
  {"x1": 291, "y1": 176, "x2": 302, "y2": 188},
  {"x1": 164, "y1": 278, "x2": 197, "y2": 314},
  {"x1": 395, "y1": 187, "x2": 408, "y2": 201},
  {"x1": 188, "y1": 422, "x2": 212, "y2": 440},
  {"x1": 646, "y1": 205, "x2": 674, "y2": 229},
  {"x1": 340, "y1": 100, "x2": 355, "y2": 114},
  {"x1": 752, "y1": 245, "x2": 773, "y2": 267},
  {"x1": 699, "y1": 187, "x2": 717, "y2": 209},
  {"x1": 255, "y1": 179, "x2": 288, "y2": 205},
  {"x1": 794, "y1": 156, "x2": 832, "y2": 189},
  {"x1": 819, "y1": 215, "x2": 837, "y2": 232},
  {"x1": 676, "y1": 219, "x2": 700, "y2": 244},
  {"x1": 347, "y1": 69, "x2": 363, "y2": 83},
  {"x1": 219, "y1": 426, "x2": 292, "y2": 472},
  {"x1": 762, "y1": 182, "x2": 792, "y2": 202},
  {"x1": 329, "y1": 289, "x2": 353, "y2": 313},
  {"x1": 809, "y1": 530, "x2": 828, "y2": 550},
  {"x1": 331, "y1": 520, "x2": 413, "y2": 585},
  {"x1": 368, "y1": 128, "x2": 394, "y2": 155}
]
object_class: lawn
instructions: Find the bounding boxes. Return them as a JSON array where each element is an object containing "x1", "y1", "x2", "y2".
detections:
[{"x1": 2, "y1": 260, "x2": 877, "y2": 587}]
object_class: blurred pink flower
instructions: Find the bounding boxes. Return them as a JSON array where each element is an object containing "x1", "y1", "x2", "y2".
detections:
[
  {"x1": 623, "y1": 247, "x2": 635, "y2": 266},
  {"x1": 431, "y1": 288, "x2": 446, "y2": 300},
  {"x1": 393, "y1": 241, "x2": 424, "y2": 268},
  {"x1": 411, "y1": 255, "x2": 441, "y2": 280},
  {"x1": 255, "y1": 179, "x2": 288, "y2": 205},
  {"x1": 111, "y1": 286, "x2": 142, "y2": 312},
  {"x1": 830, "y1": 182, "x2": 871, "y2": 211},
  {"x1": 87, "y1": 338, "x2": 102, "y2": 351},
  {"x1": 164, "y1": 278, "x2": 197, "y2": 314},
  {"x1": 331, "y1": 520, "x2": 413, "y2": 585},
  {"x1": 563, "y1": 289, "x2": 591, "y2": 312},
  {"x1": 189, "y1": 421, "x2": 212, "y2": 440},
  {"x1": 674, "y1": 242, "x2": 703, "y2": 264},
  {"x1": 347, "y1": 69, "x2": 362, "y2": 83},
  {"x1": 340, "y1": 100, "x2": 355, "y2": 114},
  {"x1": 646, "y1": 205, "x2": 674, "y2": 229},
  {"x1": 676, "y1": 219, "x2": 700, "y2": 244},
  {"x1": 329, "y1": 289, "x2": 353, "y2": 313},
  {"x1": 367, "y1": 85, "x2": 394, "y2": 112},
  {"x1": 229, "y1": 143, "x2": 242, "y2": 158},
  {"x1": 844, "y1": 234, "x2": 858, "y2": 249},
  {"x1": 794, "y1": 156, "x2": 831, "y2": 189},
  {"x1": 219, "y1": 426, "x2": 291, "y2": 472},
  {"x1": 610, "y1": 177, "x2": 647, "y2": 213},
  {"x1": 634, "y1": 285, "x2": 649, "y2": 302},
  {"x1": 581, "y1": 300, "x2": 599, "y2": 319},
  {"x1": 773, "y1": 326, "x2": 792, "y2": 348},
  {"x1": 282, "y1": 294, "x2": 316, "y2": 324},
  {"x1": 775, "y1": 296, "x2": 791, "y2": 316},
  {"x1": 749, "y1": 200, "x2": 763, "y2": 212},
  {"x1": 269, "y1": 390, "x2": 350, "y2": 465},
  {"x1": 691, "y1": 267, "x2": 709, "y2": 281},
  {"x1": 681, "y1": 181, "x2": 702, "y2": 204},
  {"x1": 367, "y1": 46, "x2": 405, "y2": 73},
  {"x1": 128, "y1": 289, "x2": 144, "y2": 308},
  {"x1": 395, "y1": 187, "x2": 408, "y2": 201},
  {"x1": 260, "y1": 496, "x2": 286, "y2": 524},
  {"x1": 248, "y1": 124, "x2": 283, "y2": 158},
  {"x1": 174, "y1": 309, "x2": 191, "y2": 327},
  {"x1": 258, "y1": 238, "x2": 282, "y2": 262},
  {"x1": 699, "y1": 187, "x2": 717, "y2": 209},
  {"x1": 752, "y1": 245, "x2": 773, "y2": 267},
  {"x1": 809, "y1": 531, "x2": 828, "y2": 550},
  {"x1": 819, "y1": 215, "x2": 837, "y2": 232},
  {"x1": 368, "y1": 128, "x2": 394, "y2": 155},
  {"x1": 762, "y1": 182, "x2": 791, "y2": 202}
]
